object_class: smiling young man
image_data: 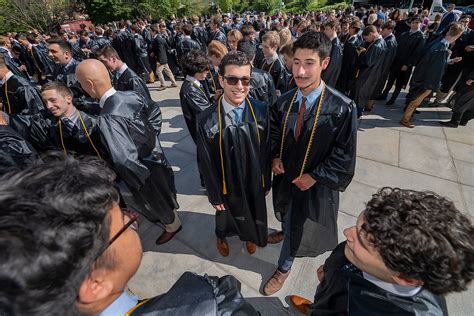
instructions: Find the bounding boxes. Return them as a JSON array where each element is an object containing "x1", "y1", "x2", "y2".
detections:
[
  {"x1": 197, "y1": 51, "x2": 271, "y2": 257},
  {"x1": 265, "y1": 31, "x2": 357, "y2": 296},
  {"x1": 289, "y1": 187, "x2": 474, "y2": 315}
]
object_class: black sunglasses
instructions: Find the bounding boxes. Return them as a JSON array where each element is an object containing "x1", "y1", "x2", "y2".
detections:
[
  {"x1": 95, "y1": 208, "x2": 139, "y2": 261},
  {"x1": 223, "y1": 76, "x2": 251, "y2": 86}
]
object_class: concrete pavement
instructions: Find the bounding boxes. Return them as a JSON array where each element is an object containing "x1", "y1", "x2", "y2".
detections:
[{"x1": 127, "y1": 81, "x2": 473, "y2": 315}]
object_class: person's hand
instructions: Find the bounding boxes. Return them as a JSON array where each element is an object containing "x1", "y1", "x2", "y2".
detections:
[
  {"x1": 401, "y1": 65, "x2": 408, "y2": 71},
  {"x1": 467, "y1": 79, "x2": 474, "y2": 86},
  {"x1": 276, "y1": 90, "x2": 281, "y2": 97},
  {"x1": 0, "y1": 111, "x2": 8, "y2": 125},
  {"x1": 212, "y1": 204, "x2": 225, "y2": 211},
  {"x1": 292, "y1": 174, "x2": 316, "y2": 191},
  {"x1": 465, "y1": 45, "x2": 474, "y2": 52},
  {"x1": 450, "y1": 57, "x2": 462, "y2": 64},
  {"x1": 265, "y1": 190, "x2": 270, "y2": 196},
  {"x1": 215, "y1": 89, "x2": 223, "y2": 99},
  {"x1": 18, "y1": 65, "x2": 27, "y2": 72},
  {"x1": 272, "y1": 158, "x2": 285, "y2": 175},
  {"x1": 317, "y1": 264, "x2": 325, "y2": 282}
]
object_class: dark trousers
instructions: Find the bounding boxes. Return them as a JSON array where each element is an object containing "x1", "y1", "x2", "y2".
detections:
[{"x1": 382, "y1": 66, "x2": 412, "y2": 101}]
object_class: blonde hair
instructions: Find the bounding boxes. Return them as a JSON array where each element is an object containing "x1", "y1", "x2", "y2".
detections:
[
  {"x1": 262, "y1": 31, "x2": 280, "y2": 48},
  {"x1": 208, "y1": 40, "x2": 228, "y2": 57},
  {"x1": 227, "y1": 29, "x2": 243, "y2": 41},
  {"x1": 279, "y1": 28, "x2": 292, "y2": 48}
]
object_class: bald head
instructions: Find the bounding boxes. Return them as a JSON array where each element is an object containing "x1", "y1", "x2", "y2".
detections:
[{"x1": 76, "y1": 59, "x2": 112, "y2": 98}]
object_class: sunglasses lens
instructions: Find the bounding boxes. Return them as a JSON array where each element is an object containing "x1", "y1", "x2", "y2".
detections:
[
  {"x1": 226, "y1": 77, "x2": 239, "y2": 85},
  {"x1": 225, "y1": 77, "x2": 250, "y2": 86},
  {"x1": 241, "y1": 78, "x2": 250, "y2": 86}
]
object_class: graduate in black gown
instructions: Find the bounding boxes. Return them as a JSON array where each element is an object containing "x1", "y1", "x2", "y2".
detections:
[
  {"x1": 237, "y1": 40, "x2": 278, "y2": 107},
  {"x1": 288, "y1": 188, "x2": 473, "y2": 316},
  {"x1": 264, "y1": 31, "x2": 357, "y2": 296},
  {"x1": 197, "y1": 51, "x2": 271, "y2": 257},
  {"x1": 381, "y1": 17, "x2": 425, "y2": 105},
  {"x1": 207, "y1": 40, "x2": 228, "y2": 101},
  {"x1": 401, "y1": 23, "x2": 464, "y2": 128},
  {"x1": 259, "y1": 31, "x2": 288, "y2": 96},
  {"x1": 353, "y1": 25, "x2": 387, "y2": 115},
  {"x1": 279, "y1": 43, "x2": 297, "y2": 94},
  {"x1": 336, "y1": 21, "x2": 363, "y2": 95},
  {"x1": 18, "y1": 33, "x2": 55, "y2": 83},
  {"x1": 112, "y1": 22, "x2": 141, "y2": 75},
  {"x1": 373, "y1": 21, "x2": 398, "y2": 100},
  {"x1": 0, "y1": 36, "x2": 28, "y2": 79},
  {"x1": 321, "y1": 20, "x2": 343, "y2": 88},
  {"x1": 179, "y1": 50, "x2": 212, "y2": 143},
  {"x1": 5, "y1": 82, "x2": 105, "y2": 159},
  {"x1": 76, "y1": 59, "x2": 182, "y2": 245},
  {"x1": 47, "y1": 38, "x2": 100, "y2": 114},
  {"x1": 96, "y1": 45, "x2": 151, "y2": 104},
  {"x1": 0, "y1": 54, "x2": 44, "y2": 115}
]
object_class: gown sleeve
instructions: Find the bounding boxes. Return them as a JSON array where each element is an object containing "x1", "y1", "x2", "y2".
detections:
[
  {"x1": 19, "y1": 85, "x2": 45, "y2": 114},
  {"x1": 99, "y1": 115, "x2": 150, "y2": 190},
  {"x1": 310, "y1": 101, "x2": 357, "y2": 191}
]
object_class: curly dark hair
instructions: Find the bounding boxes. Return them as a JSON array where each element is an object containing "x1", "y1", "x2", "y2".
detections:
[
  {"x1": 218, "y1": 51, "x2": 251, "y2": 76},
  {"x1": 362, "y1": 187, "x2": 474, "y2": 295},
  {"x1": 181, "y1": 49, "x2": 210, "y2": 76},
  {"x1": 292, "y1": 31, "x2": 332, "y2": 62},
  {"x1": 0, "y1": 155, "x2": 119, "y2": 315}
]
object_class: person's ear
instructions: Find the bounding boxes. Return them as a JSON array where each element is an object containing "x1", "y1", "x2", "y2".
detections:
[
  {"x1": 77, "y1": 269, "x2": 114, "y2": 304},
  {"x1": 65, "y1": 95, "x2": 73, "y2": 104},
  {"x1": 321, "y1": 56, "x2": 330, "y2": 71},
  {"x1": 392, "y1": 273, "x2": 424, "y2": 287},
  {"x1": 218, "y1": 74, "x2": 225, "y2": 88}
]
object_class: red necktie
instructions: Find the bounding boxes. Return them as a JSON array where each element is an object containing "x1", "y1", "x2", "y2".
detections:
[{"x1": 295, "y1": 97, "x2": 306, "y2": 140}]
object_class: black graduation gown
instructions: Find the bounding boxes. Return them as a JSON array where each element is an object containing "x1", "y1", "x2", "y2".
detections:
[
  {"x1": 336, "y1": 35, "x2": 362, "y2": 95},
  {"x1": 191, "y1": 25, "x2": 209, "y2": 52},
  {"x1": 99, "y1": 91, "x2": 179, "y2": 225},
  {"x1": 0, "y1": 48, "x2": 27, "y2": 79},
  {"x1": 208, "y1": 30, "x2": 227, "y2": 46},
  {"x1": 206, "y1": 67, "x2": 221, "y2": 99},
  {"x1": 281, "y1": 73, "x2": 298, "y2": 95},
  {"x1": 373, "y1": 34, "x2": 398, "y2": 97},
  {"x1": 112, "y1": 31, "x2": 140, "y2": 74},
  {"x1": 89, "y1": 36, "x2": 110, "y2": 56},
  {"x1": 0, "y1": 125, "x2": 40, "y2": 175},
  {"x1": 179, "y1": 80, "x2": 211, "y2": 143},
  {"x1": 260, "y1": 56, "x2": 288, "y2": 93},
  {"x1": 113, "y1": 66, "x2": 151, "y2": 104},
  {"x1": 197, "y1": 97, "x2": 271, "y2": 246},
  {"x1": 250, "y1": 67, "x2": 278, "y2": 107},
  {"x1": 29, "y1": 44, "x2": 55, "y2": 77},
  {"x1": 270, "y1": 86, "x2": 357, "y2": 257},
  {"x1": 310, "y1": 242, "x2": 448, "y2": 316},
  {"x1": 406, "y1": 37, "x2": 450, "y2": 103},
  {"x1": 8, "y1": 110, "x2": 106, "y2": 160},
  {"x1": 129, "y1": 272, "x2": 258, "y2": 315},
  {"x1": 0, "y1": 74, "x2": 44, "y2": 114},
  {"x1": 354, "y1": 37, "x2": 387, "y2": 109},
  {"x1": 322, "y1": 37, "x2": 343, "y2": 88},
  {"x1": 390, "y1": 30, "x2": 425, "y2": 87},
  {"x1": 176, "y1": 37, "x2": 201, "y2": 60}
]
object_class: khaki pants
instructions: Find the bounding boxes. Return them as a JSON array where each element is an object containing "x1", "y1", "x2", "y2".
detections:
[
  {"x1": 164, "y1": 209, "x2": 181, "y2": 232},
  {"x1": 156, "y1": 63, "x2": 176, "y2": 86},
  {"x1": 401, "y1": 89, "x2": 432, "y2": 122}
]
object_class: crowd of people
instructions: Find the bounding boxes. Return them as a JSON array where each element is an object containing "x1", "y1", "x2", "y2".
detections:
[{"x1": 0, "y1": 4, "x2": 473, "y2": 316}]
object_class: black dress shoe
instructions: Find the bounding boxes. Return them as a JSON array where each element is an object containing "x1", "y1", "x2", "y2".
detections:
[
  {"x1": 375, "y1": 94, "x2": 387, "y2": 100},
  {"x1": 440, "y1": 120, "x2": 459, "y2": 128},
  {"x1": 156, "y1": 226, "x2": 182, "y2": 245}
]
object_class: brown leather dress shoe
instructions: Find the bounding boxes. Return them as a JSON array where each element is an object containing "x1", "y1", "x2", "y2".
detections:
[
  {"x1": 246, "y1": 241, "x2": 256, "y2": 254},
  {"x1": 267, "y1": 231, "x2": 284, "y2": 244},
  {"x1": 217, "y1": 238, "x2": 229, "y2": 257},
  {"x1": 155, "y1": 226, "x2": 182, "y2": 245},
  {"x1": 289, "y1": 295, "x2": 313, "y2": 314},
  {"x1": 263, "y1": 269, "x2": 290, "y2": 295},
  {"x1": 400, "y1": 119, "x2": 415, "y2": 128}
]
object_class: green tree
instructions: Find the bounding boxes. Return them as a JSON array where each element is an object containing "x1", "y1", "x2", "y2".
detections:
[{"x1": 85, "y1": 0, "x2": 133, "y2": 24}]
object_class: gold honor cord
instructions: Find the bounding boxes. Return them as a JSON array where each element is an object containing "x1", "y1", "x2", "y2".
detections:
[
  {"x1": 59, "y1": 111, "x2": 103, "y2": 160},
  {"x1": 4, "y1": 80, "x2": 11, "y2": 114},
  {"x1": 263, "y1": 58, "x2": 277, "y2": 74},
  {"x1": 191, "y1": 81, "x2": 206, "y2": 95},
  {"x1": 217, "y1": 96, "x2": 264, "y2": 195},
  {"x1": 125, "y1": 299, "x2": 150, "y2": 316},
  {"x1": 279, "y1": 82, "x2": 326, "y2": 177},
  {"x1": 208, "y1": 68, "x2": 217, "y2": 92}
]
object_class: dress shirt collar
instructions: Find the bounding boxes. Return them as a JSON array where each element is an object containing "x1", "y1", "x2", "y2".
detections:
[
  {"x1": 63, "y1": 58, "x2": 76, "y2": 72},
  {"x1": 99, "y1": 291, "x2": 138, "y2": 316},
  {"x1": 221, "y1": 95, "x2": 245, "y2": 115},
  {"x1": 363, "y1": 272, "x2": 422, "y2": 297},
  {"x1": 265, "y1": 53, "x2": 278, "y2": 64},
  {"x1": 0, "y1": 71, "x2": 13, "y2": 86},
  {"x1": 116, "y1": 63, "x2": 128, "y2": 78},
  {"x1": 99, "y1": 87, "x2": 117, "y2": 108},
  {"x1": 295, "y1": 80, "x2": 324, "y2": 111},
  {"x1": 61, "y1": 108, "x2": 79, "y2": 125},
  {"x1": 186, "y1": 75, "x2": 201, "y2": 88}
]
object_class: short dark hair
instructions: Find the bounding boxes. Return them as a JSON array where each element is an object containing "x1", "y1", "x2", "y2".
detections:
[
  {"x1": 219, "y1": 51, "x2": 251, "y2": 76},
  {"x1": 237, "y1": 40, "x2": 256, "y2": 61},
  {"x1": 182, "y1": 49, "x2": 209, "y2": 76},
  {"x1": 292, "y1": 31, "x2": 332, "y2": 61},
  {"x1": 0, "y1": 156, "x2": 119, "y2": 315},
  {"x1": 95, "y1": 45, "x2": 121, "y2": 60},
  {"x1": 241, "y1": 24, "x2": 255, "y2": 37},
  {"x1": 362, "y1": 25, "x2": 378, "y2": 36},
  {"x1": 362, "y1": 187, "x2": 474, "y2": 295},
  {"x1": 411, "y1": 15, "x2": 422, "y2": 23},
  {"x1": 381, "y1": 21, "x2": 396, "y2": 30},
  {"x1": 41, "y1": 81, "x2": 74, "y2": 97},
  {"x1": 47, "y1": 38, "x2": 73, "y2": 55},
  {"x1": 183, "y1": 24, "x2": 193, "y2": 36}
]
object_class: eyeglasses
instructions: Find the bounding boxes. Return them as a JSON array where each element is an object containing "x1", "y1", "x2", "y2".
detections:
[
  {"x1": 223, "y1": 76, "x2": 251, "y2": 86},
  {"x1": 95, "y1": 208, "x2": 139, "y2": 260}
]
